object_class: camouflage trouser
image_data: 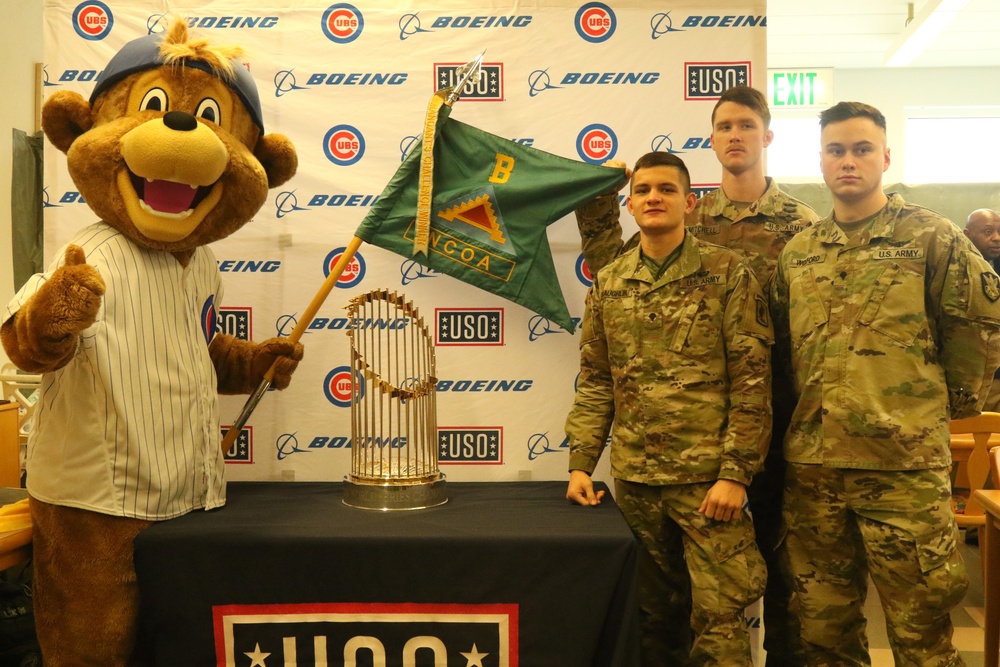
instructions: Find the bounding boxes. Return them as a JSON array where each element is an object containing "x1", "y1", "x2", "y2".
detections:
[
  {"x1": 748, "y1": 452, "x2": 803, "y2": 667},
  {"x1": 615, "y1": 479, "x2": 767, "y2": 667},
  {"x1": 783, "y1": 464, "x2": 968, "y2": 667}
]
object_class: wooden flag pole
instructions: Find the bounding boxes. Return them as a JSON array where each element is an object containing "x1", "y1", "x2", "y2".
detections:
[{"x1": 220, "y1": 235, "x2": 364, "y2": 454}]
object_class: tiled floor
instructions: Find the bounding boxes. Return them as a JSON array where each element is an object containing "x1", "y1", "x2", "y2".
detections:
[{"x1": 756, "y1": 535, "x2": 986, "y2": 666}]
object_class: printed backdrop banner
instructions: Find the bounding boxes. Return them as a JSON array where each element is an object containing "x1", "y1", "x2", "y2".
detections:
[{"x1": 41, "y1": 1, "x2": 766, "y2": 485}]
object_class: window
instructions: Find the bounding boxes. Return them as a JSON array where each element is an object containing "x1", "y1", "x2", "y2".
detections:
[
  {"x1": 905, "y1": 109, "x2": 1000, "y2": 184},
  {"x1": 767, "y1": 115, "x2": 823, "y2": 181}
]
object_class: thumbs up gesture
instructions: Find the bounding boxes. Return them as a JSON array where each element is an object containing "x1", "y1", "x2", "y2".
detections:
[{"x1": 1, "y1": 245, "x2": 105, "y2": 372}]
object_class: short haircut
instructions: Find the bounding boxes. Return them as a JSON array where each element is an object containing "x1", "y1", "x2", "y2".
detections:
[
  {"x1": 711, "y1": 85, "x2": 771, "y2": 130},
  {"x1": 819, "y1": 101, "x2": 887, "y2": 132},
  {"x1": 631, "y1": 151, "x2": 691, "y2": 194}
]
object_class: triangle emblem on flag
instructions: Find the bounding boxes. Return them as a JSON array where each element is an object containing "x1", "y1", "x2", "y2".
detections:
[{"x1": 434, "y1": 186, "x2": 510, "y2": 252}]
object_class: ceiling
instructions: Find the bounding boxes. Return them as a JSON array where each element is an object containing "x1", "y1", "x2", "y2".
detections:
[{"x1": 767, "y1": 0, "x2": 1000, "y2": 69}]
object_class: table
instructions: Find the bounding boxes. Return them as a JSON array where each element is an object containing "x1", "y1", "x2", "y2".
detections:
[
  {"x1": 975, "y1": 489, "x2": 1000, "y2": 667},
  {"x1": 133, "y1": 481, "x2": 639, "y2": 666}
]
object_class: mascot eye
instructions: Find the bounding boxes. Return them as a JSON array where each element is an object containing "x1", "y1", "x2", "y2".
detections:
[
  {"x1": 139, "y1": 88, "x2": 168, "y2": 112},
  {"x1": 195, "y1": 98, "x2": 222, "y2": 125}
]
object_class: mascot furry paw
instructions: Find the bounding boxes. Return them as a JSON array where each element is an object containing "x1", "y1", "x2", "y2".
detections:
[{"x1": 0, "y1": 20, "x2": 301, "y2": 666}]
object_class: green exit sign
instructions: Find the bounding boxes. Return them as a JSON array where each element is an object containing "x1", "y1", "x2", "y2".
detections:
[{"x1": 768, "y1": 69, "x2": 833, "y2": 108}]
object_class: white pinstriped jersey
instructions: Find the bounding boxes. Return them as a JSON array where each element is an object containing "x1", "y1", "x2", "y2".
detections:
[{"x1": 3, "y1": 221, "x2": 227, "y2": 520}]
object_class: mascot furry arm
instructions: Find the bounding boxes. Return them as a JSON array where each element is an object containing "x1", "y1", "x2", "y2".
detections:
[{"x1": 0, "y1": 20, "x2": 302, "y2": 666}]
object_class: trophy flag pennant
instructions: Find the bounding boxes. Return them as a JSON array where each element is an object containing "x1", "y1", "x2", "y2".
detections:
[{"x1": 355, "y1": 101, "x2": 625, "y2": 333}]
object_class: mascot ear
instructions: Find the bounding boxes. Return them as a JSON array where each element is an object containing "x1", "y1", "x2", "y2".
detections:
[
  {"x1": 254, "y1": 133, "x2": 298, "y2": 189},
  {"x1": 41, "y1": 91, "x2": 94, "y2": 155}
]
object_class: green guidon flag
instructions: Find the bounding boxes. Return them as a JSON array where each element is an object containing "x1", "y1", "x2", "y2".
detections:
[{"x1": 354, "y1": 95, "x2": 625, "y2": 333}]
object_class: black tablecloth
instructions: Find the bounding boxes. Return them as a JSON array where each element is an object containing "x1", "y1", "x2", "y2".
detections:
[{"x1": 134, "y1": 481, "x2": 638, "y2": 666}]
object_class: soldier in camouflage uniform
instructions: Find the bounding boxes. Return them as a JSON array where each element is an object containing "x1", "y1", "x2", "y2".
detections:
[
  {"x1": 566, "y1": 152, "x2": 771, "y2": 667},
  {"x1": 771, "y1": 101, "x2": 1000, "y2": 666},
  {"x1": 575, "y1": 86, "x2": 819, "y2": 666}
]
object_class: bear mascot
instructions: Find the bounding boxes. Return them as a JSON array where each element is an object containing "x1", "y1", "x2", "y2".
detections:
[{"x1": 0, "y1": 19, "x2": 302, "y2": 666}]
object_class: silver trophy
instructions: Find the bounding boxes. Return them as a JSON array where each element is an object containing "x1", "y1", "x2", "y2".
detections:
[{"x1": 342, "y1": 289, "x2": 446, "y2": 510}]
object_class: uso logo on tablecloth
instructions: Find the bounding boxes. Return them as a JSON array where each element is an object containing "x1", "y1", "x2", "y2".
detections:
[
  {"x1": 576, "y1": 123, "x2": 618, "y2": 164},
  {"x1": 201, "y1": 296, "x2": 217, "y2": 345},
  {"x1": 323, "y1": 125, "x2": 366, "y2": 166},
  {"x1": 321, "y1": 3, "x2": 364, "y2": 43},
  {"x1": 575, "y1": 2, "x2": 616, "y2": 42},
  {"x1": 324, "y1": 247, "x2": 366, "y2": 288},
  {"x1": 324, "y1": 366, "x2": 365, "y2": 408},
  {"x1": 72, "y1": 1, "x2": 113, "y2": 40}
]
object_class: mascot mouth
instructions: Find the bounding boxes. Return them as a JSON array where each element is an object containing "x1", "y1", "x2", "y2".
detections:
[{"x1": 129, "y1": 171, "x2": 214, "y2": 218}]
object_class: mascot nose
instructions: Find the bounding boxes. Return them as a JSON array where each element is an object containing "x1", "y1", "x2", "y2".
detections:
[{"x1": 163, "y1": 111, "x2": 198, "y2": 132}]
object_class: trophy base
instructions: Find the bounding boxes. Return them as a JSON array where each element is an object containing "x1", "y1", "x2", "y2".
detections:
[{"x1": 342, "y1": 475, "x2": 448, "y2": 511}]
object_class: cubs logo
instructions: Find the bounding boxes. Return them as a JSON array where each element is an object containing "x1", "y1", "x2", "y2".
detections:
[
  {"x1": 576, "y1": 123, "x2": 617, "y2": 164},
  {"x1": 324, "y1": 366, "x2": 365, "y2": 408},
  {"x1": 324, "y1": 247, "x2": 366, "y2": 289},
  {"x1": 575, "y1": 254, "x2": 593, "y2": 287},
  {"x1": 323, "y1": 124, "x2": 365, "y2": 166},
  {"x1": 321, "y1": 3, "x2": 364, "y2": 43},
  {"x1": 574, "y1": 2, "x2": 616, "y2": 42},
  {"x1": 200, "y1": 295, "x2": 217, "y2": 345},
  {"x1": 72, "y1": 1, "x2": 114, "y2": 40}
]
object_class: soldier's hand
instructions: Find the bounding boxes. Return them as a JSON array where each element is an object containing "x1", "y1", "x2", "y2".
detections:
[
  {"x1": 566, "y1": 469, "x2": 605, "y2": 506},
  {"x1": 602, "y1": 159, "x2": 631, "y2": 193},
  {"x1": 698, "y1": 479, "x2": 746, "y2": 522}
]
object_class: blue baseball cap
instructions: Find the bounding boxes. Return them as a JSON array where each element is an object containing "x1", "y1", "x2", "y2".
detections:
[{"x1": 89, "y1": 32, "x2": 265, "y2": 133}]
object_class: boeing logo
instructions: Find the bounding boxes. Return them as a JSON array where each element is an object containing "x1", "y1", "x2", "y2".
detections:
[
  {"x1": 217, "y1": 260, "x2": 280, "y2": 273},
  {"x1": 650, "y1": 11, "x2": 684, "y2": 38},
  {"x1": 399, "y1": 12, "x2": 532, "y2": 39},
  {"x1": 681, "y1": 14, "x2": 766, "y2": 28},
  {"x1": 275, "y1": 190, "x2": 379, "y2": 218},
  {"x1": 649, "y1": 134, "x2": 688, "y2": 155},
  {"x1": 527, "y1": 69, "x2": 562, "y2": 97},
  {"x1": 148, "y1": 13, "x2": 279, "y2": 30},
  {"x1": 400, "y1": 260, "x2": 439, "y2": 285},
  {"x1": 528, "y1": 69, "x2": 658, "y2": 96},
  {"x1": 528, "y1": 315, "x2": 581, "y2": 341},
  {"x1": 526, "y1": 432, "x2": 568, "y2": 461},
  {"x1": 275, "y1": 70, "x2": 408, "y2": 97},
  {"x1": 276, "y1": 433, "x2": 311, "y2": 460}
]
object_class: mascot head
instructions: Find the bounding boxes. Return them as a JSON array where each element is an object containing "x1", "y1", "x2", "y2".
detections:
[{"x1": 41, "y1": 18, "x2": 296, "y2": 259}]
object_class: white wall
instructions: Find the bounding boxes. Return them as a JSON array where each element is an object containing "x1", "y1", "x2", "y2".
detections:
[{"x1": 0, "y1": 2, "x2": 44, "y2": 366}]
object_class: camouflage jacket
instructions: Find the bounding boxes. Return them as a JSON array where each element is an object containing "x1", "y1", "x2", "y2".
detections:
[
  {"x1": 771, "y1": 193, "x2": 1000, "y2": 470},
  {"x1": 566, "y1": 233, "x2": 774, "y2": 487},
  {"x1": 575, "y1": 178, "x2": 821, "y2": 287}
]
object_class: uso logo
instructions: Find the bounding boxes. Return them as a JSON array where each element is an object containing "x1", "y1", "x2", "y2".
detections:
[
  {"x1": 576, "y1": 123, "x2": 617, "y2": 164},
  {"x1": 324, "y1": 247, "x2": 366, "y2": 288},
  {"x1": 200, "y1": 295, "x2": 217, "y2": 345},
  {"x1": 575, "y1": 2, "x2": 615, "y2": 43},
  {"x1": 321, "y1": 3, "x2": 364, "y2": 43},
  {"x1": 324, "y1": 366, "x2": 365, "y2": 408},
  {"x1": 72, "y1": 1, "x2": 113, "y2": 40},
  {"x1": 575, "y1": 254, "x2": 593, "y2": 287},
  {"x1": 323, "y1": 125, "x2": 365, "y2": 166}
]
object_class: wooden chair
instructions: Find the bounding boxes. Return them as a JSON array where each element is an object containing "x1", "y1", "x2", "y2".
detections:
[
  {"x1": 981, "y1": 447, "x2": 1000, "y2": 667},
  {"x1": 950, "y1": 412, "x2": 1000, "y2": 581}
]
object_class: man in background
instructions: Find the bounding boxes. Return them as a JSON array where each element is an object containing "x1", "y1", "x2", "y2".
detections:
[{"x1": 965, "y1": 208, "x2": 1000, "y2": 272}]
